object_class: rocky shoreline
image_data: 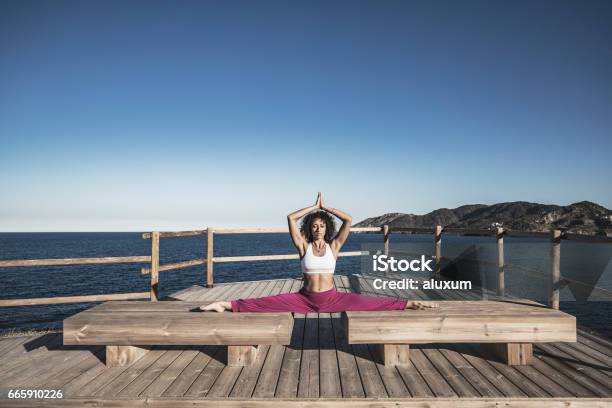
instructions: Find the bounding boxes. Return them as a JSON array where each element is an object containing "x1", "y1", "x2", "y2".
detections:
[{"x1": 355, "y1": 201, "x2": 612, "y2": 236}]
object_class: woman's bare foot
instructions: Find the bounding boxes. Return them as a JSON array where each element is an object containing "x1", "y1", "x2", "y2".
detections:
[
  {"x1": 199, "y1": 301, "x2": 232, "y2": 312},
  {"x1": 406, "y1": 300, "x2": 440, "y2": 310}
]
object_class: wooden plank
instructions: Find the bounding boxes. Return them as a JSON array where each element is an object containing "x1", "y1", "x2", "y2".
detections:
[
  {"x1": 352, "y1": 344, "x2": 388, "y2": 397},
  {"x1": 344, "y1": 302, "x2": 576, "y2": 344},
  {"x1": 253, "y1": 281, "x2": 291, "y2": 398},
  {"x1": 62, "y1": 363, "x2": 108, "y2": 397},
  {"x1": 562, "y1": 338, "x2": 612, "y2": 370},
  {"x1": 214, "y1": 251, "x2": 367, "y2": 263},
  {"x1": 331, "y1": 294, "x2": 364, "y2": 397},
  {"x1": 464, "y1": 342, "x2": 574, "y2": 397},
  {"x1": 63, "y1": 311, "x2": 293, "y2": 345},
  {"x1": 161, "y1": 346, "x2": 220, "y2": 397},
  {"x1": 117, "y1": 349, "x2": 183, "y2": 396},
  {"x1": 577, "y1": 327, "x2": 612, "y2": 351},
  {"x1": 91, "y1": 349, "x2": 167, "y2": 397},
  {"x1": 228, "y1": 345, "x2": 271, "y2": 397},
  {"x1": 451, "y1": 344, "x2": 534, "y2": 397},
  {"x1": 183, "y1": 347, "x2": 226, "y2": 397},
  {"x1": 150, "y1": 231, "x2": 160, "y2": 301},
  {"x1": 437, "y1": 345, "x2": 504, "y2": 397},
  {"x1": 0, "y1": 256, "x2": 150, "y2": 267},
  {"x1": 4, "y1": 397, "x2": 612, "y2": 407},
  {"x1": 167, "y1": 284, "x2": 202, "y2": 300},
  {"x1": 550, "y1": 229, "x2": 561, "y2": 309},
  {"x1": 211, "y1": 227, "x2": 380, "y2": 234},
  {"x1": 0, "y1": 334, "x2": 54, "y2": 365},
  {"x1": 0, "y1": 334, "x2": 65, "y2": 385},
  {"x1": 0, "y1": 292, "x2": 150, "y2": 307},
  {"x1": 188, "y1": 282, "x2": 233, "y2": 302},
  {"x1": 18, "y1": 346, "x2": 101, "y2": 389},
  {"x1": 140, "y1": 348, "x2": 201, "y2": 397},
  {"x1": 142, "y1": 229, "x2": 206, "y2": 239},
  {"x1": 142, "y1": 258, "x2": 205, "y2": 274},
  {"x1": 536, "y1": 343, "x2": 612, "y2": 389},
  {"x1": 274, "y1": 314, "x2": 306, "y2": 397},
  {"x1": 206, "y1": 228, "x2": 214, "y2": 287},
  {"x1": 577, "y1": 331, "x2": 612, "y2": 358},
  {"x1": 334, "y1": 275, "x2": 387, "y2": 398},
  {"x1": 496, "y1": 226, "x2": 505, "y2": 297},
  {"x1": 409, "y1": 347, "x2": 456, "y2": 397},
  {"x1": 528, "y1": 352, "x2": 597, "y2": 397},
  {"x1": 550, "y1": 341, "x2": 612, "y2": 380},
  {"x1": 512, "y1": 363, "x2": 575, "y2": 397},
  {"x1": 351, "y1": 263, "x2": 431, "y2": 407},
  {"x1": 0, "y1": 336, "x2": 30, "y2": 358},
  {"x1": 421, "y1": 347, "x2": 480, "y2": 397},
  {"x1": 297, "y1": 313, "x2": 320, "y2": 398},
  {"x1": 534, "y1": 344, "x2": 612, "y2": 397},
  {"x1": 72, "y1": 354, "x2": 146, "y2": 396},
  {"x1": 319, "y1": 312, "x2": 341, "y2": 397}
]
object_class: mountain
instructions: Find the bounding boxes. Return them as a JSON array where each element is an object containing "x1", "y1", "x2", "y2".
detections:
[{"x1": 354, "y1": 201, "x2": 612, "y2": 235}]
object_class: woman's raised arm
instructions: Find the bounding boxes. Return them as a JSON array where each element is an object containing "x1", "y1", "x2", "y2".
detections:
[
  {"x1": 320, "y1": 194, "x2": 352, "y2": 254},
  {"x1": 287, "y1": 193, "x2": 321, "y2": 257}
]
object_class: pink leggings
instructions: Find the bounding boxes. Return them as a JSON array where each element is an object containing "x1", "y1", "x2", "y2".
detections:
[{"x1": 230, "y1": 287, "x2": 408, "y2": 313}]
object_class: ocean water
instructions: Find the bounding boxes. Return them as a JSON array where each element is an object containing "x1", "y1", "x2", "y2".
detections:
[{"x1": 0, "y1": 232, "x2": 610, "y2": 337}]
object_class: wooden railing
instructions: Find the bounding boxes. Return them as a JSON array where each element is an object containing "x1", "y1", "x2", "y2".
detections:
[
  {"x1": 141, "y1": 227, "x2": 380, "y2": 288},
  {"x1": 0, "y1": 256, "x2": 152, "y2": 307},
  {"x1": 1, "y1": 225, "x2": 610, "y2": 308}
]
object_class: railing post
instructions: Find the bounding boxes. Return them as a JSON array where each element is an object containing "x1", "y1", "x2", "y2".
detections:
[
  {"x1": 383, "y1": 225, "x2": 389, "y2": 256},
  {"x1": 150, "y1": 231, "x2": 159, "y2": 301},
  {"x1": 496, "y1": 227, "x2": 505, "y2": 297},
  {"x1": 434, "y1": 225, "x2": 442, "y2": 279},
  {"x1": 206, "y1": 228, "x2": 214, "y2": 288},
  {"x1": 550, "y1": 229, "x2": 561, "y2": 309}
]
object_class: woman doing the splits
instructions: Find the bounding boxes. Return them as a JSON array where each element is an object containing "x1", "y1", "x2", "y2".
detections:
[{"x1": 200, "y1": 193, "x2": 439, "y2": 313}]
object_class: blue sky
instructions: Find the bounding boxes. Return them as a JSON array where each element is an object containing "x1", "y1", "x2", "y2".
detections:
[{"x1": 1, "y1": 0, "x2": 611, "y2": 231}]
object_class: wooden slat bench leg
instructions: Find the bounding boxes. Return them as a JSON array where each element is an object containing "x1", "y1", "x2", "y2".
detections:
[
  {"x1": 483, "y1": 343, "x2": 533, "y2": 365},
  {"x1": 106, "y1": 345, "x2": 150, "y2": 367},
  {"x1": 374, "y1": 344, "x2": 410, "y2": 366},
  {"x1": 227, "y1": 345, "x2": 258, "y2": 366}
]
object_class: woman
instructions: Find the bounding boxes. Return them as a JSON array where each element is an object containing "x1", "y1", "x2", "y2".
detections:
[{"x1": 200, "y1": 193, "x2": 439, "y2": 312}]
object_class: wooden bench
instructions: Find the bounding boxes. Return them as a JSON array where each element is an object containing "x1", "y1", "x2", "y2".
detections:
[
  {"x1": 342, "y1": 300, "x2": 577, "y2": 366},
  {"x1": 63, "y1": 301, "x2": 293, "y2": 367}
]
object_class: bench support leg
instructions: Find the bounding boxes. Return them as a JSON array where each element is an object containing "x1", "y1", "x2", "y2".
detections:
[
  {"x1": 227, "y1": 345, "x2": 258, "y2": 366},
  {"x1": 106, "y1": 345, "x2": 150, "y2": 367},
  {"x1": 374, "y1": 344, "x2": 410, "y2": 366},
  {"x1": 484, "y1": 343, "x2": 533, "y2": 365}
]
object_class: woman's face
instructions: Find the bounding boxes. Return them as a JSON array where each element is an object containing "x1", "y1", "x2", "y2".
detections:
[{"x1": 311, "y1": 218, "x2": 326, "y2": 240}]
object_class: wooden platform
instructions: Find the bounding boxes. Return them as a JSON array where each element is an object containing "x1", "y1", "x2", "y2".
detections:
[{"x1": 1, "y1": 274, "x2": 611, "y2": 407}]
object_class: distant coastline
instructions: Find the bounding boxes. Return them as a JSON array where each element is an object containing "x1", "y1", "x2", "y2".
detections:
[{"x1": 355, "y1": 201, "x2": 612, "y2": 236}]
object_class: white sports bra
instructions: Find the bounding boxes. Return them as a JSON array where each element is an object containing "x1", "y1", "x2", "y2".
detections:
[{"x1": 301, "y1": 242, "x2": 336, "y2": 274}]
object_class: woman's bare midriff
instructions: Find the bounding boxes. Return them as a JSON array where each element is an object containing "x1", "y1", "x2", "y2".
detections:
[{"x1": 302, "y1": 273, "x2": 334, "y2": 292}]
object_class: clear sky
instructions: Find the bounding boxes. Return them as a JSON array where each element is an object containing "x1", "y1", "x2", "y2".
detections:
[{"x1": 1, "y1": 0, "x2": 611, "y2": 231}]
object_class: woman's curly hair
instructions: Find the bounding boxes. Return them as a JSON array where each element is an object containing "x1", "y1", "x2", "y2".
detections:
[{"x1": 300, "y1": 211, "x2": 336, "y2": 243}]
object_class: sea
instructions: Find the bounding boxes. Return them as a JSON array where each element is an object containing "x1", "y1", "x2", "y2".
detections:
[{"x1": 1, "y1": 232, "x2": 611, "y2": 337}]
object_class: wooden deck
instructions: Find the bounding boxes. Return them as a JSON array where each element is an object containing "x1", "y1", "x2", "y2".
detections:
[{"x1": 1, "y1": 274, "x2": 611, "y2": 407}]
